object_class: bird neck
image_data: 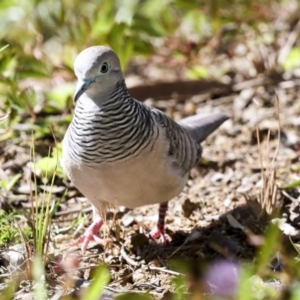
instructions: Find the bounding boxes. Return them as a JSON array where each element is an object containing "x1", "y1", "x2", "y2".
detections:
[
  {"x1": 69, "y1": 78, "x2": 156, "y2": 165},
  {"x1": 76, "y1": 78, "x2": 133, "y2": 112}
]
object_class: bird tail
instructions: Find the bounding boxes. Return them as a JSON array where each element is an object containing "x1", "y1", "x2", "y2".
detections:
[{"x1": 179, "y1": 112, "x2": 229, "y2": 143}]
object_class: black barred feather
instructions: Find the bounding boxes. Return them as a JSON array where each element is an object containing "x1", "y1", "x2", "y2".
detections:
[{"x1": 66, "y1": 79, "x2": 202, "y2": 174}]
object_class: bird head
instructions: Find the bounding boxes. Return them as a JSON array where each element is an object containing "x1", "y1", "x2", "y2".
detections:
[{"x1": 73, "y1": 46, "x2": 123, "y2": 103}]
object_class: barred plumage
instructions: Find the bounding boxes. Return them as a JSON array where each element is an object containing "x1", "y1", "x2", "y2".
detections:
[
  {"x1": 62, "y1": 46, "x2": 229, "y2": 251},
  {"x1": 65, "y1": 77, "x2": 200, "y2": 172},
  {"x1": 65, "y1": 79, "x2": 159, "y2": 164}
]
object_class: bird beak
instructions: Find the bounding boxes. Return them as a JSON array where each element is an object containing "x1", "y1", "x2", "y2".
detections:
[{"x1": 73, "y1": 77, "x2": 95, "y2": 102}]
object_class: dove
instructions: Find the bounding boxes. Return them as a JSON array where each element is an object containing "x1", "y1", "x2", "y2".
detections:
[{"x1": 62, "y1": 46, "x2": 229, "y2": 251}]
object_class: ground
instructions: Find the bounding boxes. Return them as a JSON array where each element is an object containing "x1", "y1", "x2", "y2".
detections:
[{"x1": 1, "y1": 21, "x2": 300, "y2": 300}]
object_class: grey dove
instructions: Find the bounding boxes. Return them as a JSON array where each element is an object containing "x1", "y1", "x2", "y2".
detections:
[{"x1": 62, "y1": 46, "x2": 229, "y2": 251}]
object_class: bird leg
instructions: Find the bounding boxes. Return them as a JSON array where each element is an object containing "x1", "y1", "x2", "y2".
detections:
[
  {"x1": 149, "y1": 201, "x2": 168, "y2": 244},
  {"x1": 69, "y1": 207, "x2": 110, "y2": 252}
]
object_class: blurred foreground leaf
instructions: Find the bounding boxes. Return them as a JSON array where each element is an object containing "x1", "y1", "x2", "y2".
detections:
[{"x1": 85, "y1": 264, "x2": 110, "y2": 300}]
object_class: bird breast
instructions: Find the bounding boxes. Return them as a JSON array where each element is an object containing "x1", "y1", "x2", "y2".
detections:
[{"x1": 62, "y1": 124, "x2": 188, "y2": 210}]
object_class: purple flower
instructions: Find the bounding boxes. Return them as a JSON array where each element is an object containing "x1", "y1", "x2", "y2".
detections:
[{"x1": 204, "y1": 260, "x2": 240, "y2": 298}]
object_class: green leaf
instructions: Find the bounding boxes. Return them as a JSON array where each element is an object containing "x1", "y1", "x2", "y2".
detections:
[
  {"x1": 34, "y1": 157, "x2": 58, "y2": 178},
  {"x1": 186, "y1": 66, "x2": 209, "y2": 79},
  {"x1": 6, "y1": 174, "x2": 22, "y2": 191},
  {"x1": 0, "y1": 129, "x2": 13, "y2": 142},
  {"x1": 34, "y1": 144, "x2": 63, "y2": 179},
  {"x1": 0, "y1": 44, "x2": 9, "y2": 52},
  {"x1": 0, "y1": 174, "x2": 21, "y2": 192},
  {"x1": 46, "y1": 83, "x2": 74, "y2": 111},
  {"x1": 280, "y1": 179, "x2": 300, "y2": 189},
  {"x1": 289, "y1": 236, "x2": 300, "y2": 257},
  {"x1": 84, "y1": 264, "x2": 110, "y2": 300},
  {"x1": 248, "y1": 275, "x2": 278, "y2": 299},
  {"x1": 291, "y1": 283, "x2": 300, "y2": 300},
  {"x1": 256, "y1": 223, "x2": 280, "y2": 274},
  {"x1": 282, "y1": 47, "x2": 300, "y2": 70},
  {"x1": 236, "y1": 266, "x2": 254, "y2": 300}
]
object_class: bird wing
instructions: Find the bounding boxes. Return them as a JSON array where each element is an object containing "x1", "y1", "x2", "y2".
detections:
[
  {"x1": 150, "y1": 107, "x2": 201, "y2": 175},
  {"x1": 150, "y1": 108, "x2": 229, "y2": 175}
]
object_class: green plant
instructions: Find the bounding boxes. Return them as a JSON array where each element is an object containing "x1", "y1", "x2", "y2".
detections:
[
  {"x1": 30, "y1": 139, "x2": 58, "y2": 259},
  {"x1": 84, "y1": 264, "x2": 111, "y2": 300}
]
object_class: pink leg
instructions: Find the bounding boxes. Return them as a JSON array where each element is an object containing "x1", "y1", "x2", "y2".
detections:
[
  {"x1": 69, "y1": 216, "x2": 106, "y2": 252},
  {"x1": 149, "y1": 202, "x2": 168, "y2": 244}
]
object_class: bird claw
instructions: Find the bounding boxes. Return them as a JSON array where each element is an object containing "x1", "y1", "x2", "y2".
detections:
[
  {"x1": 148, "y1": 227, "x2": 167, "y2": 244},
  {"x1": 68, "y1": 218, "x2": 111, "y2": 252},
  {"x1": 69, "y1": 233, "x2": 106, "y2": 253}
]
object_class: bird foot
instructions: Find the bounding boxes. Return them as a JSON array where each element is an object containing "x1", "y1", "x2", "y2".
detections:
[
  {"x1": 148, "y1": 227, "x2": 167, "y2": 244},
  {"x1": 69, "y1": 218, "x2": 111, "y2": 252}
]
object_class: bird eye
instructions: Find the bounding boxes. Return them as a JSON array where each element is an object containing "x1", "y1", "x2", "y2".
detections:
[{"x1": 100, "y1": 62, "x2": 109, "y2": 73}]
